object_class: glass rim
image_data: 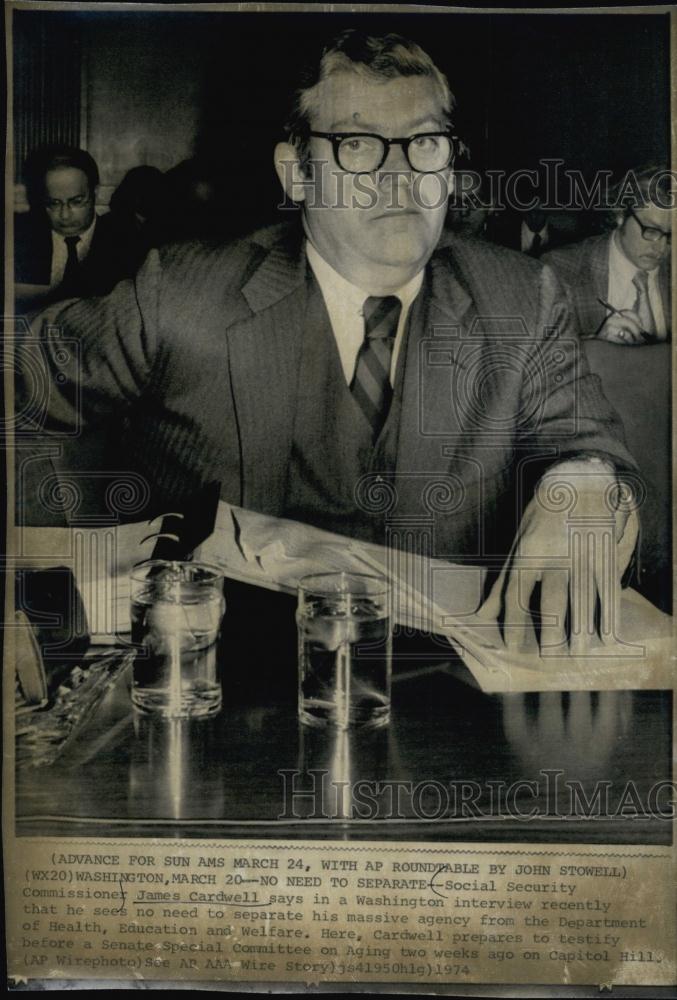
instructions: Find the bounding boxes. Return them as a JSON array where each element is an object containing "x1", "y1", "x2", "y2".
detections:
[
  {"x1": 130, "y1": 559, "x2": 224, "y2": 585},
  {"x1": 297, "y1": 570, "x2": 389, "y2": 597}
]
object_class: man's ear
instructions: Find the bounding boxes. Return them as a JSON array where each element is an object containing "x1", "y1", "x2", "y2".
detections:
[
  {"x1": 274, "y1": 142, "x2": 307, "y2": 204},
  {"x1": 614, "y1": 210, "x2": 625, "y2": 229}
]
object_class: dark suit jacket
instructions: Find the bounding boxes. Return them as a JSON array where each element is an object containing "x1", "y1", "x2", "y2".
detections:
[
  {"x1": 14, "y1": 211, "x2": 134, "y2": 304},
  {"x1": 488, "y1": 212, "x2": 577, "y2": 257},
  {"x1": 543, "y1": 233, "x2": 671, "y2": 339},
  {"x1": 19, "y1": 224, "x2": 635, "y2": 556}
]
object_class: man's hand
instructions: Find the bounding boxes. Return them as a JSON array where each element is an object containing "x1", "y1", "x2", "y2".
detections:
[
  {"x1": 597, "y1": 309, "x2": 646, "y2": 345},
  {"x1": 477, "y1": 460, "x2": 638, "y2": 654}
]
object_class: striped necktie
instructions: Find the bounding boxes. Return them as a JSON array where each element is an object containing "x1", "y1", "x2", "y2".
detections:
[
  {"x1": 632, "y1": 270, "x2": 656, "y2": 338},
  {"x1": 350, "y1": 295, "x2": 402, "y2": 442}
]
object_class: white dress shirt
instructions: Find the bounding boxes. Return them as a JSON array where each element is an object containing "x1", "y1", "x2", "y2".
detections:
[
  {"x1": 607, "y1": 230, "x2": 667, "y2": 338},
  {"x1": 49, "y1": 216, "x2": 97, "y2": 290},
  {"x1": 520, "y1": 220, "x2": 549, "y2": 254},
  {"x1": 305, "y1": 240, "x2": 424, "y2": 386}
]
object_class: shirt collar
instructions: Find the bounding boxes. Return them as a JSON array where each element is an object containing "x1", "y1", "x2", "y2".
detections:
[
  {"x1": 53, "y1": 214, "x2": 97, "y2": 255},
  {"x1": 305, "y1": 238, "x2": 424, "y2": 313},
  {"x1": 521, "y1": 220, "x2": 548, "y2": 241}
]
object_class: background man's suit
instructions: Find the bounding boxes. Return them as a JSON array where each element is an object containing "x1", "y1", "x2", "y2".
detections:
[
  {"x1": 542, "y1": 232, "x2": 671, "y2": 339},
  {"x1": 20, "y1": 224, "x2": 634, "y2": 564},
  {"x1": 14, "y1": 210, "x2": 131, "y2": 303},
  {"x1": 488, "y1": 211, "x2": 578, "y2": 257},
  {"x1": 544, "y1": 231, "x2": 671, "y2": 609}
]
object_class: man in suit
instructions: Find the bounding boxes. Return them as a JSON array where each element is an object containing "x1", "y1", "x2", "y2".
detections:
[
  {"x1": 14, "y1": 146, "x2": 132, "y2": 311},
  {"x1": 543, "y1": 165, "x2": 671, "y2": 344},
  {"x1": 19, "y1": 30, "x2": 640, "y2": 649},
  {"x1": 489, "y1": 203, "x2": 583, "y2": 259},
  {"x1": 543, "y1": 166, "x2": 672, "y2": 611}
]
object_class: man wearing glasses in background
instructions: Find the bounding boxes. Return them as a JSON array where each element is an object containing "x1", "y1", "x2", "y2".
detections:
[
  {"x1": 14, "y1": 146, "x2": 130, "y2": 312},
  {"x1": 543, "y1": 164, "x2": 672, "y2": 345},
  {"x1": 20, "y1": 30, "x2": 642, "y2": 649}
]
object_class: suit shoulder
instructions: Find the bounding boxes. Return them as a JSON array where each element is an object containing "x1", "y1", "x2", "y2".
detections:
[
  {"x1": 432, "y1": 233, "x2": 574, "y2": 332},
  {"x1": 137, "y1": 223, "x2": 302, "y2": 324},
  {"x1": 14, "y1": 210, "x2": 37, "y2": 237},
  {"x1": 153, "y1": 223, "x2": 293, "y2": 292},
  {"x1": 14, "y1": 211, "x2": 52, "y2": 282},
  {"x1": 436, "y1": 232, "x2": 542, "y2": 273},
  {"x1": 434, "y1": 233, "x2": 546, "y2": 293},
  {"x1": 14, "y1": 210, "x2": 50, "y2": 245},
  {"x1": 542, "y1": 233, "x2": 609, "y2": 275}
]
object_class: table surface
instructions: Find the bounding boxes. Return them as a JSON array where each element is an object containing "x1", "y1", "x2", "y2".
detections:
[{"x1": 15, "y1": 581, "x2": 673, "y2": 844}]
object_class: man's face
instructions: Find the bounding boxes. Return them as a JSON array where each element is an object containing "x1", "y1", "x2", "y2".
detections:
[
  {"x1": 44, "y1": 167, "x2": 96, "y2": 237},
  {"x1": 302, "y1": 72, "x2": 453, "y2": 292},
  {"x1": 617, "y1": 203, "x2": 671, "y2": 271}
]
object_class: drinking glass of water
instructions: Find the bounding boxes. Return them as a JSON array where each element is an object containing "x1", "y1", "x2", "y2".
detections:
[
  {"x1": 130, "y1": 561, "x2": 225, "y2": 718},
  {"x1": 297, "y1": 572, "x2": 391, "y2": 729}
]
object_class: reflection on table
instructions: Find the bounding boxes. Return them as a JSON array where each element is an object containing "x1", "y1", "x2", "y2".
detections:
[{"x1": 16, "y1": 583, "x2": 672, "y2": 843}]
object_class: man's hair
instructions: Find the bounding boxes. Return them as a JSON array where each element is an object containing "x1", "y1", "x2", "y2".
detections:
[
  {"x1": 614, "y1": 162, "x2": 674, "y2": 211},
  {"x1": 285, "y1": 30, "x2": 455, "y2": 157},
  {"x1": 24, "y1": 145, "x2": 99, "y2": 207}
]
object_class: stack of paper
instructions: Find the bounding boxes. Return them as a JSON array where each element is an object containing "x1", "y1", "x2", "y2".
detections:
[{"x1": 199, "y1": 503, "x2": 673, "y2": 692}]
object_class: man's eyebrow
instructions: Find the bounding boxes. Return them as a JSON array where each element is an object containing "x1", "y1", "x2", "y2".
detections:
[{"x1": 327, "y1": 115, "x2": 447, "y2": 132}]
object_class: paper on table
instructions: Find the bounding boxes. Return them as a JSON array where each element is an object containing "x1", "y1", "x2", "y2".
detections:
[
  {"x1": 13, "y1": 521, "x2": 157, "y2": 641},
  {"x1": 199, "y1": 502, "x2": 674, "y2": 692},
  {"x1": 440, "y1": 589, "x2": 673, "y2": 692},
  {"x1": 198, "y1": 502, "x2": 486, "y2": 621}
]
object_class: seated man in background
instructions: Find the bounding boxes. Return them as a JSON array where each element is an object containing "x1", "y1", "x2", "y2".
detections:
[
  {"x1": 543, "y1": 164, "x2": 671, "y2": 344},
  {"x1": 491, "y1": 202, "x2": 554, "y2": 258},
  {"x1": 14, "y1": 145, "x2": 133, "y2": 311},
  {"x1": 17, "y1": 30, "x2": 645, "y2": 648},
  {"x1": 545, "y1": 164, "x2": 672, "y2": 611}
]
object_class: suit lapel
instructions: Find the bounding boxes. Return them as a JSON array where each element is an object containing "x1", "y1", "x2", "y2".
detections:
[
  {"x1": 579, "y1": 235, "x2": 609, "y2": 335},
  {"x1": 225, "y1": 232, "x2": 308, "y2": 513},
  {"x1": 395, "y1": 252, "x2": 476, "y2": 515},
  {"x1": 79, "y1": 216, "x2": 103, "y2": 289}
]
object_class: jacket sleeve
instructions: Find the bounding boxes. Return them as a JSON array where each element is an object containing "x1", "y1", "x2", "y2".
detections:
[
  {"x1": 516, "y1": 261, "x2": 639, "y2": 477},
  {"x1": 16, "y1": 248, "x2": 162, "y2": 436}
]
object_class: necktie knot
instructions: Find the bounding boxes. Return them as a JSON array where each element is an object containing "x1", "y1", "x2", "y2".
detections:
[
  {"x1": 64, "y1": 236, "x2": 80, "y2": 250},
  {"x1": 528, "y1": 232, "x2": 543, "y2": 257},
  {"x1": 363, "y1": 295, "x2": 402, "y2": 340}
]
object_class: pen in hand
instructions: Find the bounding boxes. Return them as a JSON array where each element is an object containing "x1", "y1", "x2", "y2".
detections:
[
  {"x1": 595, "y1": 297, "x2": 654, "y2": 344},
  {"x1": 597, "y1": 297, "x2": 621, "y2": 317}
]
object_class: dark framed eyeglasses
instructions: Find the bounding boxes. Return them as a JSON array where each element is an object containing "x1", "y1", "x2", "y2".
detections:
[
  {"x1": 44, "y1": 194, "x2": 92, "y2": 211},
  {"x1": 627, "y1": 207, "x2": 671, "y2": 244},
  {"x1": 308, "y1": 131, "x2": 457, "y2": 174}
]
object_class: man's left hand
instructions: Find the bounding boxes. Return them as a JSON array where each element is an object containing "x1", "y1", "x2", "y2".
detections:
[{"x1": 477, "y1": 459, "x2": 638, "y2": 654}]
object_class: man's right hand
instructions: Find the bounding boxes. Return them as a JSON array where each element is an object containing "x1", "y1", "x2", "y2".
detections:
[{"x1": 597, "y1": 309, "x2": 646, "y2": 345}]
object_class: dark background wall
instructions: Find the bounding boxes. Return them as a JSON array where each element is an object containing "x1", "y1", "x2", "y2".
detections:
[{"x1": 13, "y1": 8, "x2": 670, "y2": 234}]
